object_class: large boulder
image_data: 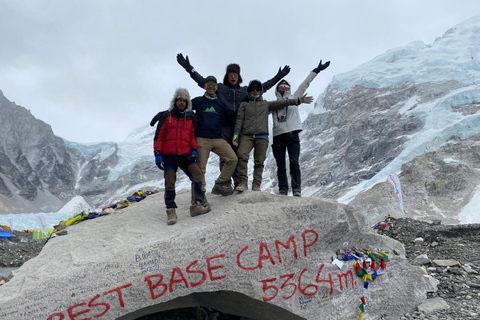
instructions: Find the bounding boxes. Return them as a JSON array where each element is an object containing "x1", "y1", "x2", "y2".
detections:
[{"x1": 0, "y1": 192, "x2": 436, "y2": 320}]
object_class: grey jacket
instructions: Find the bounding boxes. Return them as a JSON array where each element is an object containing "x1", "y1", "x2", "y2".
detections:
[
  {"x1": 272, "y1": 71, "x2": 318, "y2": 136},
  {"x1": 235, "y1": 95, "x2": 298, "y2": 136}
]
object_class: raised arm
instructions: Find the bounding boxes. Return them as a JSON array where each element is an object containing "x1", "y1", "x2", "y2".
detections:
[
  {"x1": 176, "y1": 53, "x2": 207, "y2": 89},
  {"x1": 268, "y1": 94, "x2": 314, "y2": 111},
  {"x1": 293, "y1": 59, "x2": 330, "y2": 98},
  {"x1": 262, "y1": 65, "x2": 291, "y2": 92}
]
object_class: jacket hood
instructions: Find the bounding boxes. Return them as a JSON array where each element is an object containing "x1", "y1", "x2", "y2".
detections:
[
  {"x1": 275, "y1": 79, "x2": 292, "y2": 99},
  {"x1": 169, "y1": 88, "x2": 192, "y2": 112},
  {"x1": 247, "y1": 79, "x2": 263, "y2": 93},
  {"x1": 247, "y1": 79, "x2": 264, "y2": 100}
]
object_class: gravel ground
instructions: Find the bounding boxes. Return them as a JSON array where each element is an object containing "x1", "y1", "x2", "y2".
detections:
[
  {"x1": 0, "y1": 227, "x2": 44, "y2": 269},
  {"x1": 387, "y1": 218, "x2": 480, "y2": 320},
  {"x1": 1, "y1": 221, "x2": 480, "y2": 319}
]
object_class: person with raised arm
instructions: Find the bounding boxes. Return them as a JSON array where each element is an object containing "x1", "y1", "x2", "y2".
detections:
[
  {"x1": 271, "y1": 59, "x2": 330, "y2": 197},
  {"x1": 176, "y1": 53, "x2": 290, "y2": 188},
  {"x1": 232, "y1": 80, "x2": 313, "y2": 192}
]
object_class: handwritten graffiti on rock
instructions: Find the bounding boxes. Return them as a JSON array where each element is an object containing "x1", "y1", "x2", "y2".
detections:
[
  {"x1": 136, "y1": 247, "x2": 160, "y2": 274},
  {"x1": 46, "y1": 228, "x2": 357, "y2": 319}
]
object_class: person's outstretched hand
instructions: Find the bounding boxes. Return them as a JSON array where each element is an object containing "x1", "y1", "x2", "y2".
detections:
[
  {"x1": 177, "y1": 53, "x2": 194, "y2": 73},
  {"x1": 294, "y1": 93, "x2": 314, "y2": 105},
  {"x1": 276, "y1": 65, "x2": 291, "y2": 78},
  {"x1": 313, "y1": 60, "x2": 330, "y2": 73}
]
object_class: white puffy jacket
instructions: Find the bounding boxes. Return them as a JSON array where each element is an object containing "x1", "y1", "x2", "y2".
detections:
[{"x1": 272, "y1": 71, "x2": 318, "y2": 137}]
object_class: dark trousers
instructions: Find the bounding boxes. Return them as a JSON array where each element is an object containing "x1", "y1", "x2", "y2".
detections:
[
  {"x1": 163, "y1": 155, "x2": 204, "y2": 209},
  {"x1": 271, "y1": 132, "x2": 301, "y2": 192}
]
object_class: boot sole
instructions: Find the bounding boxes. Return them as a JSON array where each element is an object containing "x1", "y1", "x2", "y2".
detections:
[{"x1": 190, "y1": 211, "x2": 208, "y2": 217}]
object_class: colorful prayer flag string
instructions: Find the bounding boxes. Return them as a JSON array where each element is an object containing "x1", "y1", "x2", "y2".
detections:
[{"x1": 347, "y1": 245, "x2": 389, "y2": 319}]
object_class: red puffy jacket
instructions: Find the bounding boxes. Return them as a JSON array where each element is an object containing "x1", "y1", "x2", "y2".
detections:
[{"x1": 154, "y1": 110, "x2": 198, "y2": 156}]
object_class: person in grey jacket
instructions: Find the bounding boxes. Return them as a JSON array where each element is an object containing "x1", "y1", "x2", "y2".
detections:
[
  {"x1": 233, "y1": 80, "x2": 313, "y2": 192},
  {"x1": 271, "y1": 59, "x2": 330, "y2": 197},
  {"x1": 176, "y1": 53, "x2": 291, "y2": 187}
]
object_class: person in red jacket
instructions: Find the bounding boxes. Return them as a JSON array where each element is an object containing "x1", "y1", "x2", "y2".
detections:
[{"x1": 153, "y1": 88, "x2": 209, "y2": 225}]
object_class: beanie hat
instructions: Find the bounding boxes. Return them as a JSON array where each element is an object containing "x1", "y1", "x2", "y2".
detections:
[
  {"x1": 247, "y1": 80, "x2": 262, "y2": 91},
  {"x1": 223, "y1": 63, "x2": 243, "y2": 85}
]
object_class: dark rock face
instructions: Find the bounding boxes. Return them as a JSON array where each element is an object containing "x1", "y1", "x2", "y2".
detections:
[
  {"x1": 299, "y1": 82, "x2": 461, "y2": 199},
  {"x1": 0, "y1": 91, "x2": 77, "y2": 204},
  {"x1": 0, "y1": 90, "x2": 161, "y2": 213}
]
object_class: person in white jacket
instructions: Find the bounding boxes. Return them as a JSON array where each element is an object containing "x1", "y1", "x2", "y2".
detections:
[{"x1": 271, "y1": 59, "x2": 330, "y2": 197}]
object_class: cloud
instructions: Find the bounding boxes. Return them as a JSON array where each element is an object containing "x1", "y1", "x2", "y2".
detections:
[{"x1": 0, "y1": 0, "x2": 479, "y2": 142}]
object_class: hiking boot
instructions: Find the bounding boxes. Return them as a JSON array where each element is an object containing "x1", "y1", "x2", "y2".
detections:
[
  {"x1": 211, "y1": 183, "x2": 223, "y2": 195},
  {"x1": 203, "y1": 194, "x2": 210, "y2": 208},
  {"x1": 293, "y1": 189, "x2": 302, "y2": 197},
  {"x1": 212, "y1": 182, "x2": 234, "y2": 196},
  {"x1": 235, "y1": 179, "x2": 247, "y2": 192},
  {"x1": 252, "y1": 182, "x2": 261, "y2": 191},
  {"x1": 190, "y1": 201, "x2": 209, "y2": 217},
  {"x1": 166, "y1": 208, "x2": 177, "y2": 225},
  {"x1": 279, "y1": 189, "x2": 288, "y2": 195},
  {"x1": 222, "y1": 183, "x2": 234, "y2": 195}
]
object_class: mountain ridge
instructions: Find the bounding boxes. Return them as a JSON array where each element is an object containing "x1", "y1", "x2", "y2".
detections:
[{"x1": 1, "y1": 16, "x2": 480, "y2": 227}]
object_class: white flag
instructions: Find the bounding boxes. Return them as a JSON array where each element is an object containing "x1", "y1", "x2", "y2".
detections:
[
  {"x1": 388, "y1": 172, "x2": 405, "y2": 213},
  {"x1": 37, "y1": 216, "x2": 47, "y2": 234}
]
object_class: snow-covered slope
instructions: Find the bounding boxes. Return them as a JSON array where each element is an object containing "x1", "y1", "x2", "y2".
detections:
[
  {"x1": 1, "y1": 15, "x2": 480, "y2": 227},
  {"x1": 292, "y1": 14, "x2": 480, "y2": 226},
  {"x1": 329, "y1": 15, "x2": 480, "y2": 91}
]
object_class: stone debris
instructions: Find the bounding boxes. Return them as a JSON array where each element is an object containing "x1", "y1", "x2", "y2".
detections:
[
  {"x1": 411, "y1": 254, "x2": 431, "y2": 266},
  {"x1": 388, "y1": 218, "x2": 480, "y2": 320},
  {"x1": 417, "y1": 297, "x2": 450, "y2": 314},
  {"x1": 433, "y1": 259, "x2": 461, "y2": 267}
]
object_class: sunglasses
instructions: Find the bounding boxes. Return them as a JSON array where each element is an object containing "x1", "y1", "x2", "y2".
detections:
[
  {"x1": 278, "y1": 84, "x2": 290, "y2": 89},
  {"x1": 250, "y1": 87, "x2": 261, "y2": 92},
  {"x1": 205, "y1": 82, "x2": 217, "y2": 87}
]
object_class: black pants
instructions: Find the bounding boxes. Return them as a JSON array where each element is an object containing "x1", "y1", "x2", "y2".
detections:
[
  {"x1": 163, "y1": 155, "x2": 204, "y2": 209},
  {"x1": 271, "y1": 132, "x2": 301, "y2": 192}
]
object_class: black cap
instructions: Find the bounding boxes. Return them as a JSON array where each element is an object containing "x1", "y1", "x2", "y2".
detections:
[{"x1": 205, "y1": 75, "x2": 217, "y2": 83}]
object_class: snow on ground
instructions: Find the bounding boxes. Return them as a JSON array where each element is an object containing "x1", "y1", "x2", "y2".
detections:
[
  {"x1": 457, "y1": 185, "x2": 480, "y2": 224},
  {"x1": 338, "y1": 85, "x2": 480, "y2": 205},
  {"x1": 57, "y1": 195, "x2": 92, "y2": 213},
  {"x1": 0, "y1": 212, "x2": 75, "y2": 230}
]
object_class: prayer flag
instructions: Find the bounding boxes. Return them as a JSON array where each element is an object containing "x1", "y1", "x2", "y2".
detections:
[{"x1": 388, "y1": 172, "x2": 405, "y2": 213}]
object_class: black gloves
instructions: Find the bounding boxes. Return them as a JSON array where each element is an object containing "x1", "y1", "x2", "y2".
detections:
[
  {"x1": 313, "y1": 60, "x2": 330, "y2": 73},
  {"x1": 177, "y1": 53, "x2": 194, "y2": 73},
  {"x1": 276, "y1": 65, "x2": 291, "y2": 78}
]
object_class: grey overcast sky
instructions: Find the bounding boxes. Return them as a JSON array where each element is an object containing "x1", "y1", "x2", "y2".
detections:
[{"x1": 0, "y1": 1, "x2": 479, "y2": 143}]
